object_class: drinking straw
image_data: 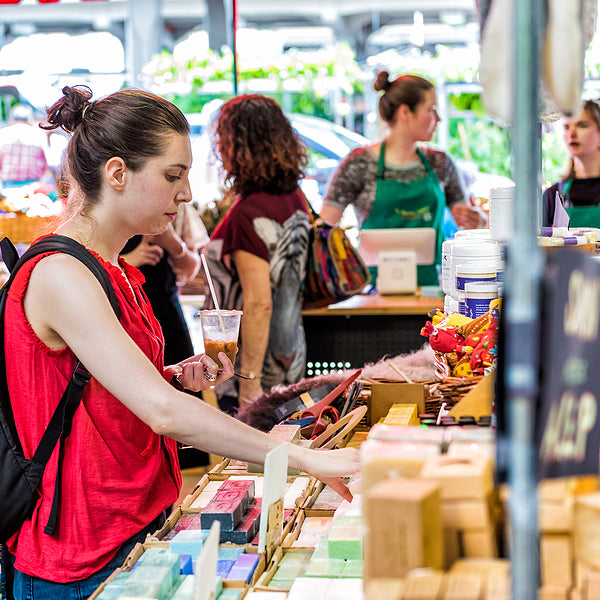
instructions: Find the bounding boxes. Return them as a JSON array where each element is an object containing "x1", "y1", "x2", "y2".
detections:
[
  {"x1": 201, "y1": 253, "x2": 225, "y2": 332},
  {"x1": 201, "y1": 253, "x2": 220, "y2": 311}
]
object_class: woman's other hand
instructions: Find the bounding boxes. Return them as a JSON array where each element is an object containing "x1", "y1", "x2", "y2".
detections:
[
  {"x1": 165, "y1": 351, "x2": 234, "y2": 391},
  {"x1": 121, "y1": 237, "x2": 164, "y2": 268},
  {"x1": 451, "y1": 201, "x2": 488, "y2": 230}
]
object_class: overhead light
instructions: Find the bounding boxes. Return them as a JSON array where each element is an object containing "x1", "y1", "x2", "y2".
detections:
[
  {"x1": 440, "y1": 11, "x2": 467, "y2": 26},
  {"x1": 409, "y1": 10, "x2": 424, "y2": 48}
]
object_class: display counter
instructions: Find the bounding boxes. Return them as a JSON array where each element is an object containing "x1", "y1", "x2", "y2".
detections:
[{"x1": 301, "y1": 292, "x2": 443, "y2": 369}]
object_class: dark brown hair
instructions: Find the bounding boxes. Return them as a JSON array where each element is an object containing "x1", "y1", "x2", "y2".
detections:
[
  {"x1": 42, "y1": 86, "x2": 190, "y2": 204},
  {"x1": 564, "y1": 99, "x2": 600, "y2": 180},
  {"x1": 374, "y1": 71, "x2": 435, "y2": 125},
  {"x1": 213, "y1": 94, "x2": 307, "y2": 196}
]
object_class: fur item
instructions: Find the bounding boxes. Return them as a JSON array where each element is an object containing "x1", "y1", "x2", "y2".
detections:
[{"x1": 237, "y1": 343, "x2": 435, "y2": 431}]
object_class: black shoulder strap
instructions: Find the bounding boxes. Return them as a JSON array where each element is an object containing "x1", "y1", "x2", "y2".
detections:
[{"x1": 0, "y1": 234, "x2": 121, "y2": 536}]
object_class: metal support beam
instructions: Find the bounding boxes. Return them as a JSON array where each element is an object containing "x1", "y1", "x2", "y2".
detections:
[{"x1": 506, "y1": 0, "x2": 545, "y2": 597}]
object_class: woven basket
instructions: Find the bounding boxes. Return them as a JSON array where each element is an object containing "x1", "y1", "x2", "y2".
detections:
[{"x1": 0, "y1": 213, "x2": 56, "y2": 244}]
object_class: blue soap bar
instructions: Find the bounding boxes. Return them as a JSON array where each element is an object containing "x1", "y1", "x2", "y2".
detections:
[
  {"x1": 180, "y1": 554, "x2": 193, "y2": 575},
  {"x1": 216, "y1": 559, "x2": 236, "y2": 578}
]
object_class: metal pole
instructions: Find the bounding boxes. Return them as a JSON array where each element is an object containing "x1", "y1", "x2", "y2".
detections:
[
  {"x1": 231, "y1": 0, "x2": 238, "y2": 96},
  {"x1": 506, "y1": 0, "x2": 545, "y2": 597}
]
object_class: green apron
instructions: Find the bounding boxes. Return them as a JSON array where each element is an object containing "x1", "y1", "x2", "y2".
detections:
[
  {"x1": 362, "y1": 143, "x2": 446, "y2": 287},
  {"x1": 559, "y1": 179, "x2": 600, "y2": 228}
]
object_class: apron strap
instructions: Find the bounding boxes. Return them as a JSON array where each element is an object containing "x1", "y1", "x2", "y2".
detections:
[
  {"x1": 376, "y1": 141, "x2": 386, "y2": 179},
  {"x1": 416, "y1": 147, "x2": 435, "y2": 176}
]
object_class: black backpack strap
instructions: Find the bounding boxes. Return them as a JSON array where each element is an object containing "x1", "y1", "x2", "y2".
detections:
[
  {"x1": 0, "y1": 237, "x2": 19, "y2": 272},
  {"x1": 0, "y1": 234, "x2": 121, "y2": 537}
]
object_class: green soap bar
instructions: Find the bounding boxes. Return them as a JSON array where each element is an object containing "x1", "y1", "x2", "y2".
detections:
[
  {"x1": 218, "y1": 547, "x2": 245, "y2": 561},
  {"x1": 272, "y1": 564, "x2": 303, "y2": 579},
  {"x1": 217, "y1": 590, "x2": 243, "y2": 599},
  {"x1": 215, "y1": 575, "x2": 223, "y2": 597},
  {"x1": 118, "y1": 579, "x2": 162, "y2": 599},
  {"x1": 105, "y1": 570, "x2": 130, "y2": 591},
  {"x1": 311, "y1": 537, "x2": 329, "y2": 559},
  {"x1": 279, "y1": 551, "x2": 312, "y2": 567},
  {"x1": 139, "y1": 548, "x2": 180, "y2": 585},
  {"x1": 267, "y1": 578, "x2": 294, "y2": 590},
  {"x1": 330, "y1": 515, "x2": 362, "y2": 528},
  {"x1": 341, "y1": 560, "x2": 363, "y2": 578},
  {"x1": 126, "y1": 565, "x2": 173, "y2": 600},
  {"x1": 305, "y1": 558, "x2": 345, "y2": 577},
  {"x1": 170, "y1": 575, "x2": 194, "y2": 600},
  {"x1": 327, "y1": 537, "x2": 363, "y2": 561}
]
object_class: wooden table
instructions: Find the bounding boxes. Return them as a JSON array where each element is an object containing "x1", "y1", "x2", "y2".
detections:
[{"x1": 301, "y1": 292, "x2": 443, "y2": 372}]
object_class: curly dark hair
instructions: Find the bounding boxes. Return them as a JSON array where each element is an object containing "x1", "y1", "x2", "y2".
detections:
[{"x1": 213, "y1": 95, "x2": 308, "y2": 196}]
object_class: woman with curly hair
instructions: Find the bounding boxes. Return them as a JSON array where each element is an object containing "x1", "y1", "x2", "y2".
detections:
[{"x1": 203, "y1": 94, "x2": 311, "y2": 411}]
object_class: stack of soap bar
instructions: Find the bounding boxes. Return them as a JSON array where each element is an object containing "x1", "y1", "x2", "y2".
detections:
[
  {"x1": 163, "y1": 514, "x2": 204, "y2": 540},
  {"x1": 201, "y1": 479, "x2": 255, "y2": 531},
  {"x1": 327, "y1": 515, "x2": 363, "y2": 560},
  {"x1": 382, "y1": 403, "x2": 419, "y2": 426},
  {"x1": 226, "y1": 552, "x2": 261, "y2": 583},
  {"x1": 268, "y1": 550, "x2": 313, "y2": 590},
  {"x1": 119, "y1": 565, "x2": 174, "y2": 600},
  {"x1": 248, "y1": 424, "x2": 302, "y2": 475},
  {"x1": 169, "y1": 529, "x2": 209, "y2": 560}
]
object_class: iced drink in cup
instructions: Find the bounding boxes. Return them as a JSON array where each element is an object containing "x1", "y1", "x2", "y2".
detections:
[{"x1": 198, "y1": 309, "x2": 242, "y2": 368}]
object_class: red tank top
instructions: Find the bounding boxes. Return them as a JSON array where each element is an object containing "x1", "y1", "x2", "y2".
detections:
[{"x1": 4, "y1": 243, "x2": 181, "y2": 582}]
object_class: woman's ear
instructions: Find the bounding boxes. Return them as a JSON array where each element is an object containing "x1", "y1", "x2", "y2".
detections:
[
  {"x1": 105, "y1": 157, "x2": 127, "y2": 191},
  {"x1": 395, "y1": 104, "x2": 412, "y2": 123}
]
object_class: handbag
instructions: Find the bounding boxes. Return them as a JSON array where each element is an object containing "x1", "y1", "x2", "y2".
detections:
[{"x1": 303, "y1": 198, "x2": 370, "y2": 309}]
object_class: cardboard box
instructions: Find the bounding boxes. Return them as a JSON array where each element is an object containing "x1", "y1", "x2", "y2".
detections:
[
  {"x1": 364, "y1": 478, "x2": 444, "y2": 579},
  {"x1": 369, "y1": 382, "x2": 426, "y2": 425}
]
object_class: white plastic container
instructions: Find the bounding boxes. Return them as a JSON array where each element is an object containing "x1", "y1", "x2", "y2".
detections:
[
  {"x1": 455, "y1": 262, "x2": 497, "y2": 292},
  {"x1": 454, "y1": 228, "x2": 492, "y2": 239},
  {"x1": 441, "y1": 238, "x2": 457, "y2": 296},
  {"x1": 489, "y1": 185, "x2": 515, "y2": 243},
  {"x1": 444, "y1": 294, "x2": 459, "y2": 315},
  {"x1": 464, "y1": 282, "x2": 499, "y2": 318},
  {"x1": 457, "y1": 291, "x2": 466, "y2": 315},
  {"x1": 449, "y1": 239, "x2": 502, "y2": 299}
]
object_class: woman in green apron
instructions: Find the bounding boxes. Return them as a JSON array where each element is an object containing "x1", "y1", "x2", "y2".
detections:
[
  {"x1": 542, "y1": 99, "x2": 600, "y2": 228},
  {"x1": 320, "y1": 71, "x2": 484, "y2": 289}
]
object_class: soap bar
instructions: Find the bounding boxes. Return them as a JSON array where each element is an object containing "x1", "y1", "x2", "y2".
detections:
[
  {"x1": 138, "y1": 547, "x2": 180, "y2": 584},
  {"x1": 201, "y1": 480, "x2": 254, "y2": 531},
  {"x1": 169, "y1": 529, "x2": 209, "y2": 559},
  {"x1": 221, "y1": 501, "x2": 261, "y2": 544}
]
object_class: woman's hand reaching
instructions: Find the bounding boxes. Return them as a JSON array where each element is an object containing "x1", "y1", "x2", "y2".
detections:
[{"x1": 164, "y1": 351, "x2": 234, "y2": 392}]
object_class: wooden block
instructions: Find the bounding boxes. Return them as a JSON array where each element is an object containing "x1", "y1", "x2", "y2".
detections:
[
  {"x1": 538, "y1": 585, "x2": 570, "y2": 600},
  {"x1": 361, "y1": 439, "x2": 440, "y2": 494},
  {"x1": 462, "y1": 528, "x2": 497, "y2": 558},
  {"x1": 443, "y1": 572, "x2": 482, "y2": 600},
  {"x1": 444, "y1": 528, "x2": 461, "y2": 570},
  {"x1": 541, "y1": 534, "x2": 573, "y2": 587},
  {"x1": 486, "y1": 573, "x2": 511, "y2": 600},
  {"x1": 364, "y1": 478, "x2": 444, "y2": 579},
  {"x1": 539, "y1": 500, "x2": 574, "y2": 533},
  {"x1": 403, "y1": 571, "x2": 446, "y2": 600},
  {"x1": 574, "y1": 493, "x2": 600, "y2": 570},
  {"x1": 420, "y1": 455, "x2": 494, "y2": 500},
  {"x1": 364, "y1": 578, "x2": 404, "y2": 600},
  {"x1": 442, "y1": 498, "x2": 493, "y2": 530}
]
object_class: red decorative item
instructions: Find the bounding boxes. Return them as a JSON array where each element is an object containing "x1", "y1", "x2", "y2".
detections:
[{"x1": 0, "y1": 1, "x2": 22, "y2": 5}]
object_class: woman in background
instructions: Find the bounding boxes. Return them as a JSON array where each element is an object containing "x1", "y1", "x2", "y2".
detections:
[
  {"x1": 204, "y1": 95, "x2": 310, "y2": 412},
  {"x1": 321, "y1": 71, "x2": 484, "y2": 287},
  {"x1": 542, "y1": 99, "x2": 600, "y2": 227}
]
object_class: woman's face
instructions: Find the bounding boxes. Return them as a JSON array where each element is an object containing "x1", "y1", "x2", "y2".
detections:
[
  {"x1": 124, "y1": 133, "x2": 193, "y2": 234},
  {"x1": 563, "y1": 107, "x2": 600, "y2": 161},
  {"x1": 405, "y1": 88, "x2": 440, "y2": 142}
]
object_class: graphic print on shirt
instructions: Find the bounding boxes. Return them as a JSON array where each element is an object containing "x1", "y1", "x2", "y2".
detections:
[{"x1": 253, "y1": 211, "x2": 308, "y2": 383}]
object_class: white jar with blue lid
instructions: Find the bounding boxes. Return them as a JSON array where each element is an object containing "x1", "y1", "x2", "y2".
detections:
[
  {"x1": 465, "y1": 282, "x2": 499, "y2": 318},
  {"x1": 450, "y1": 239, "x2": 502, "y2": 299},
  {"x1": 455, "y1": 262, "x2": 497, "y2": 293}
]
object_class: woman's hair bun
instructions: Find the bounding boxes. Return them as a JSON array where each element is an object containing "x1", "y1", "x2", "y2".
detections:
[
  {"x1": 374, "y1": 71, "x2": 392, "y2": 93},
  {"x1": 41, "y1": 85, "x2": 93, "y2": 134}
]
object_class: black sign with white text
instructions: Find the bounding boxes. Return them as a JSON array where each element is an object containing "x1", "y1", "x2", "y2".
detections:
[{"x1": 536, "y1": 249, "x2": 600, "y2": 480}]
